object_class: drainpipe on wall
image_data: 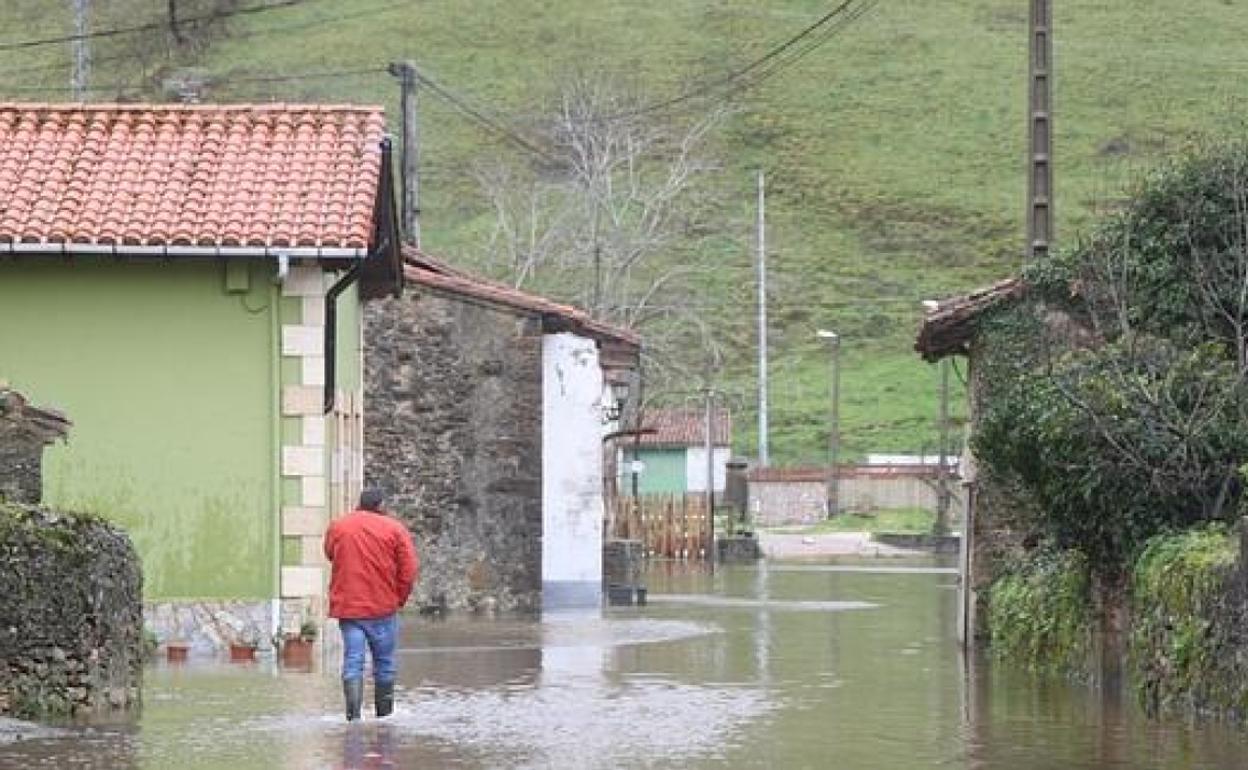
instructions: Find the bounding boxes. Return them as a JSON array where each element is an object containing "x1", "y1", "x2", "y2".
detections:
[
  {"x1": 324, "y1": 263, "x2": 363, "y2": 415},
  {"x1": 274, "y1": 253, "x2": 290, "y2": 284}
]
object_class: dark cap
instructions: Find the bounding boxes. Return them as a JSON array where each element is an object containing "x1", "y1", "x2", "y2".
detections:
[{"x1": 358, "y1": 488, "x2": 385, "y2": 512}]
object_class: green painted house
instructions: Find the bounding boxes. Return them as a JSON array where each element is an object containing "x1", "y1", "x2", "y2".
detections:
[
  {"x1": 0, "y1": 104, "x2": 401, "y2": 650},
  {"x1": 619, "y1": 407, "x2": 732, "y2": 496}
]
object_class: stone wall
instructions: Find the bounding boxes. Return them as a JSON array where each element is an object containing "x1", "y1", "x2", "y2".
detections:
[
  {"x1": 365, "y1": 291, "x2": 544, "y2": 613},
  {"x1": 963, "y1": 346, "x2": 1044, "y2": 641},
  {"x1": 0, "y1": 388, "x2": 69, "y2": 505},
  {"x1": 0, "y1": 504, "x2": 144, "y2": 718},
  {"x1": 144, "y1": 601, "x2": 274, "y2": 655}
]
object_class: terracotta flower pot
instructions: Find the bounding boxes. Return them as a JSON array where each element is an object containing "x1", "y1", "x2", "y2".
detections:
[
  {"x1": 281, "y1": 638, "x2": 314, "y2": 667},
  {"x1": 166, "y1": 643, "x2": 190, "y2": 663},
  {"x1": 229, "y1": 644, "x2": 258, "y2": 662}
]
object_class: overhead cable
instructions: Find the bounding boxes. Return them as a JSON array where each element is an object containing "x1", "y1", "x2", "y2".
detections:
[{"x1": 0, "y1": 0, "x2": 307, "y2": 53}]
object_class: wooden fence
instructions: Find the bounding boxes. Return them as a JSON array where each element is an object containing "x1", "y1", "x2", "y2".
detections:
[{"x1": 606, "y1": 494, "x2": 711, "y2": 560}]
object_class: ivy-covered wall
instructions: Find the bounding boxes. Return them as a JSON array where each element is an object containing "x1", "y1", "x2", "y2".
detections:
[
  {"x1": 986, "y1": 548, "x2": 1093, "y2": 675},
  {"x1": 986, "y1": 522, "x2": 1248, "y2": 718},
  {"x1": 0, "y1": 504, "x2": 144, "y2": 718},
  {"x1": 1130, "y1": 524, "x2": 1248, "y2": 717}
]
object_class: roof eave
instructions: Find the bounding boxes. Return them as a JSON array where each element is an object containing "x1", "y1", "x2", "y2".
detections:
[
  {"x1": 0, "y1": 242, "x2": 368, "y2": 259},
  {"x1": 914, "y1": 277, "x2": 1025, "y2": 362}
]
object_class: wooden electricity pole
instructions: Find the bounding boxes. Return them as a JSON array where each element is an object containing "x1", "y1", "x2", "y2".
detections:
[
  {"x1": 1027, "y1": 0, "x2": 1054, "y2": 262},
  {"x1": 388, "y1": 60, "x2": 421, "y2": 247}
]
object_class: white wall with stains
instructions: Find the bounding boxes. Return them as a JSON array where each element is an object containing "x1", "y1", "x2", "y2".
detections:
[
  {"x1": 685, "y1": 446, "x2": 732, "y2": 493},
  {"x1": 541, "y1": 332, "x2": 605, "y2": 608}
]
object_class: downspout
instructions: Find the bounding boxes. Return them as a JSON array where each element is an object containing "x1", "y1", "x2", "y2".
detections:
[
  {"x1": 268, "y1": 278, "x2": 283, "y2": 639},
  {"x1": 324, "y1": 263, "x2": 363, "y2": 415}
]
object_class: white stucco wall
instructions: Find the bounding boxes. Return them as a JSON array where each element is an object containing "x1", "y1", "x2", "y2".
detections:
[
  {"x1": 541, "y1": 332, "x2": 605, "y2": 608},
  {"x1": 685, "y1": 446, "x2": 731, "y2": 493}
]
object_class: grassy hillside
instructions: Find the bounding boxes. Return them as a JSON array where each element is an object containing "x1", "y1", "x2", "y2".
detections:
[{"x1": 4, "y1": 0, "x2": 1248, "y2": 464}]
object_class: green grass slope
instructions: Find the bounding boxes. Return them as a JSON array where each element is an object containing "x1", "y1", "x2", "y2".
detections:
[{"x1": 3, "y1": 0, "x2": 1248, "y2": 464}]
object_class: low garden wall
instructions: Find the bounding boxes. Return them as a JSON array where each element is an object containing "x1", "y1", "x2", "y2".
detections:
[{"x1": 0, "y1": 504, "x2": 145, "y2": 718}]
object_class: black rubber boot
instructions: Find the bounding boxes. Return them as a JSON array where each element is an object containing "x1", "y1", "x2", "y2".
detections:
[
  {"x1": 375, "y1": 680, "x2": 395, "y2": 719},
  {"x1": 343, "y1": 678, "x2": 364, "y2": 722}
]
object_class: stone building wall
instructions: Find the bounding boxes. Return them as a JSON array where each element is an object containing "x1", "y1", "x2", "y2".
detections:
[
  {"x1": 364, "y1": 292, "x2": 544, "y2": 613},
  {"x1": 963, "y1": 347, "x2": 1041, "y2": 640},
  {"x1": 0, "y1": 504, "x2": 144, "y2": 717},
  {"x1": 0, "y1": 388, "x2": 68, "y2": 505}
]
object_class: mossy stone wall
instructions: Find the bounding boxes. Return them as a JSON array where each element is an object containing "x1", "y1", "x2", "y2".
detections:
[
  {"x1": 1129, "y1": 524, "x2": 1248, "y2": 717},
  {"x1": 0, "y1": 504, "x2": 144, "y2": 718}
]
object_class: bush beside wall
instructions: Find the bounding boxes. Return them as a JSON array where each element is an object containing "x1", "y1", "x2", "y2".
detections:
[
  {"x1": 0, "y1": 504, "x2": 144, "y2": 718},
  {"x1": 1129, "y1": 525, "x2": 1248, "y2": 717},
  {"x1": 987, "y1": 548, "x2": 1093, "y2": 676}
]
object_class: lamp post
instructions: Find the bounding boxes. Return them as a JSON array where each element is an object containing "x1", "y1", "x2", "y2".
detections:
[
  {"x1": 921, "y1": 300, "x2": 952, "y2": 535},
  {"x1": 816, "y1": 329, "x2": 840, "y2": 518}
]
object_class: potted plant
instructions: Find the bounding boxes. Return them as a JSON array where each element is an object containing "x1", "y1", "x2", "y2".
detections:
[
  {"x1": 165, "y1": 637, "x2": 190, "y2": 663},
  {"x1": 280, "y1": 620, "x2": 317, "y2": 666},
  {"x1": 228, "y1": 626, "x2": 261, "y2": 662}
]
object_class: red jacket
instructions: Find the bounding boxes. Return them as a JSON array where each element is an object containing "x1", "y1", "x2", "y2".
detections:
[{"x1": 324, "y1": 509, "x2": 419, "y2": 619}]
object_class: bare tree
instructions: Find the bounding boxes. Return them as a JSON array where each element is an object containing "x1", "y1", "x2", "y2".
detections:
[{"x1": 473, "y1": 75, "x2": 728, "y2": 331}]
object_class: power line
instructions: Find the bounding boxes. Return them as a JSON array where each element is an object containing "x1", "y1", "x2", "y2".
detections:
[
  {"x1": 2, "y1": 66, "x2": 386, "y2": 94},
  {"x1": 0, "y1": 0, "x2": 306, "y2": 54},
  {"x1": 412, "y1": 70, "x2": 558, "y2": 163},
  {"x1": 0, "y1": 0, "x2": 407, "y2": 78},
  {"x1": 218, "y1": 67, "x2": 385, "y2": 85},
  {"x1": 601, "y1": 0, "x2": 879, "y2": 121},
  {"x1": 737, "y1": 0, "x2": 879, "y2": 91}
]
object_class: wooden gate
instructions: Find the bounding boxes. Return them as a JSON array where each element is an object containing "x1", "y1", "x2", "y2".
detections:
[{"x1": 606, "y1": 494, "x2": 710, "y2": 560}]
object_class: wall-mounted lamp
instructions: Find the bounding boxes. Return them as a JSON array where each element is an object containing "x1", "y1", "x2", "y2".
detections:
[{"x1": 603, "y1": 380, "x2": 630, "y2": 423}]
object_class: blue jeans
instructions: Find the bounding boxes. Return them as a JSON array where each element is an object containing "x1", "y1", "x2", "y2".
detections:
[{"x1": 339, "y1": 615, "x2": 398, "y2": 684}]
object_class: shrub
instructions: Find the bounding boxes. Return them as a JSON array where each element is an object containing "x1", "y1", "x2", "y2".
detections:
[
  {"x1": 1130, "y1": 525, "x2": 1246, "y2": 715},
  {"x1": 987, "y1": 548, "x2": 1093, "y2": 674}
]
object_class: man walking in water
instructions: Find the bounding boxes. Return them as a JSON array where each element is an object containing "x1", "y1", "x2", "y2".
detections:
[{"x1": 324, "y1": 488, "x2": 419, "y2": 721}]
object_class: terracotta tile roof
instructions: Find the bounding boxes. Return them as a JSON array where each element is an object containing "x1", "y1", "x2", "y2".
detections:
[
  {"x1": 403, "y1": 249, "x2": 641, "y2": 351},
  {"x1": 746, "y1": 465, "x2": 944, "y2": 482},
  {"x1": 914, "y1": 277, "x2": 1024, "y2": 362},
  {"x1": 746, "y1": 466, "x2": 828, "y2": 483},
  {"x1": 636, "y1": 407, "x2": 731, "y2": 448},
  {"x1": 0, "y1": 103, "x2": 387, "y2": 252}
]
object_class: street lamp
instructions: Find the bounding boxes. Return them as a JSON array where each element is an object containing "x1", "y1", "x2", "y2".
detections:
[
  {"x1": 920, "y1": 300, "x2": 952, "y2": 535},
  {"x1": 603, "y1": 380, "x2": 629, "y2": 424},
  {"x1": 816, "y1": 329, "x2": 840, "y2": 518}
]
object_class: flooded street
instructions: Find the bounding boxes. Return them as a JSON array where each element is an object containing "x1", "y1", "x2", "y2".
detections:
[{"x1": 4, "y1": 557, "x2": 1248, "y2": 769}]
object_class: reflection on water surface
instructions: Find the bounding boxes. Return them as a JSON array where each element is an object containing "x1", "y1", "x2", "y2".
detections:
[{"x1": 2, "y1": 557, "x2": 1246, "y2": 769}]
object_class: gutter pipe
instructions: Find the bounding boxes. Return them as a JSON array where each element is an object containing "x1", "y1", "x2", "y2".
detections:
[
  {"x1": 323, "y1": 263, "x2": 363, "y2": 414},
  {"x1": 0, "y1": 243, "x2": 367, "y2": 259}
]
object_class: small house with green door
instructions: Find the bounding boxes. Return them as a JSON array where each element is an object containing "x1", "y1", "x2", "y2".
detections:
[
  {"x1": 618, "y1": 407, "x2": 732, "y2": 497},
  {"x1": 0, "y1": 103, "x2": 402, "y2": 651}
]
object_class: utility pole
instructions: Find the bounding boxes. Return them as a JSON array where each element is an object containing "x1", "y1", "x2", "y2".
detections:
[
  {"x1": 935, "y1": 357, "x2": 951, "y2": 535},
  {"x1": 817, "y1": 330, "x2": 840, "y2": 518},
  {"x1": 1027, "y1": 0, "x2": 1054, "y2": 262},
  {"x1": 756, "y1": 169, "x2": 770, "y2": 466},
  {"x1": 71, "y1": 0, "x2": 90, "y2": 100},
  {"x1": 703, "y1": 385, "x2": 717, "y2": 563},
  {"x1": 167, "y1": 0, "x2": 187, "y2": 44},
  {"x1": 388, "y1": 60, "x2": 421, "y2": 248}
]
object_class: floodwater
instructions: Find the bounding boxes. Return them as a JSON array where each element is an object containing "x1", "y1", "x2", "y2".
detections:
[{"x1": 4, "y1": 557, "x2": 1248, "y2": 769}]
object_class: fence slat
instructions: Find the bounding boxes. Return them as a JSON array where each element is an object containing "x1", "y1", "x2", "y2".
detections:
[{"x1": 606, "y1": 493, "x2": 709, "y2": 561}]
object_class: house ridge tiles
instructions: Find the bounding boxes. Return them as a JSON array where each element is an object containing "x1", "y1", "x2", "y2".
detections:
[
  {"x1": 0, "y1": 102, "x2": 386, "y2": 252},
  {"x1": 635, "y1": 407, "x2": 732, "y2": 447},
  {"x1": 402, "y1": 248, "x2": 641, "y2": 350}
]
